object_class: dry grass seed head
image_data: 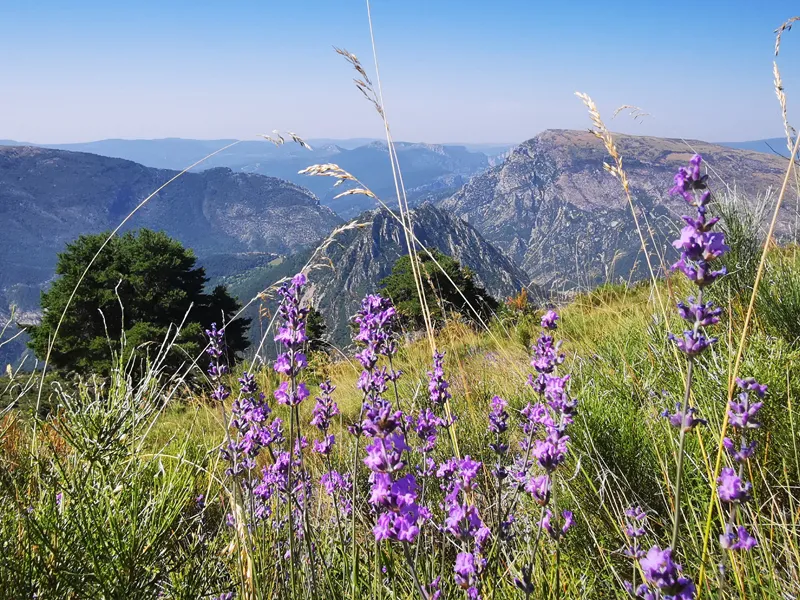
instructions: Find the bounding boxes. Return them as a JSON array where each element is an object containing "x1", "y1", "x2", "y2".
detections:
[
  {"x1": 612, "y1": 104, "x2": 651, "y2": 123},
  {"x1": 775, "y1": 16, "x2": 800, "y2": 55},
  {"x1": 258, "y1": 130, "x2": 311, "y2": 150}
]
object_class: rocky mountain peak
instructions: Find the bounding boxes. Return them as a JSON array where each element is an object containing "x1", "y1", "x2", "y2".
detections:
[{"x1": 439, "y1": 130, "x2": 790, "y2": 289}]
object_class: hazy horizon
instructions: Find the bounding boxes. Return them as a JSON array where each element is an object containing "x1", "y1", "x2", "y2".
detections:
[
  {"x1": 0, "y1": 130, "x2": 788, "y2": 148},
  {"x1": 2, "y1": 1, "x2": 799, "y2": 144}
]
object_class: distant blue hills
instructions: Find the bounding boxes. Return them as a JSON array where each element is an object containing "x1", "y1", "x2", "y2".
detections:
[
  {"x1": 717, "y1": 137, "x2": 794, "y2": 158},
  {"x1": 0, "y1": 137, "x2": 511, "y2": 219}
]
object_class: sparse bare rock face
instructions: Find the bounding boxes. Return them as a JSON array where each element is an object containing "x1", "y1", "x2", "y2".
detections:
[
  {"x1": 439, "y1": 129, "x2": 791, "y2": 289},
  {"x1": 304, "y1": 203, "x2": 529, "y2": 344}
]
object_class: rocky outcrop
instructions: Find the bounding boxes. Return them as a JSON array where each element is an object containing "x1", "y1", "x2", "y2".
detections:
[
  {"x1": 439, "y1": 129, "x2": 791, "y2": 289},
  {"x1": 303, "y1": 203, "x2": 529, "y2": 344}
]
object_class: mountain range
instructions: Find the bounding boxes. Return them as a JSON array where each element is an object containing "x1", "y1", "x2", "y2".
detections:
[
  {"x1": 440, "y1": 129, "x2": 793, "y2": 289},
  {"x1": 0, "y1": 145, "x2": 341, "y2": 365},
  {"x1": 1, "y1": 130, "x2": 795, "y2": 364},
  {"x1": 0, "y1": 138, "x2": 504, "y2": 219}
]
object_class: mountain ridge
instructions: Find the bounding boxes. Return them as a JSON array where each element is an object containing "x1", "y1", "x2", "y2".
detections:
[
  {"x1": 0, "y1": 145, "x2": 341, "y2": 315},
  {"x1": 300, "y1": 203, "x2": 530, "y2": 344},
  {"x1": 438, "y1": 128, "x2": 792, "y2": 289},
  {"x1": 0, "y1": 138, "x2": 496, "y2": 219}
]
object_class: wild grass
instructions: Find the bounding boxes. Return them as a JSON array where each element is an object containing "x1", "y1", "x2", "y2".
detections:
[{"x1": 3, "y1": 258, "x2": 799, "y2": 598}]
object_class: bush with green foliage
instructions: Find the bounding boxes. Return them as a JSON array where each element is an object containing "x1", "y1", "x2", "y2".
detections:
[
  {"x1": 28, "y1": 229, "x2": 250, "y2": 375},
  {"x1": 758, "y1": 246, "x2": 800, "y2": 344},
  {"x1": 380, "y1": 250, "x2": 499, "y2": 329}
]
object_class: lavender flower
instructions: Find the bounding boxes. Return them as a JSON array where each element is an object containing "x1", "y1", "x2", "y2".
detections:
[
  {"x1": 669, "y1": 154, "x2": 727, "y2": 333},
  {"x1": 219, "y1": 371, "x2": 284, "y2": 477},
  {"x1": 716, "y1": 377, "x2": 767, "y2": 556},
  {"x1": 540, "y1": 509, "x2": 574, "y2": 541},
  {"x1": 717, "y1": 468, "x2": 751, "y2": 504},
  {"x1": 310, "y1": 380, "x2": 339, "y2": 455},
  {"x1": 351, "y1": 294, "x2": 401, "y2": 437},
  {"x1": 364, "y1": 433, "x2": 410, "y2": 473},
  {"x1": 454, "y1": 551, "x2": 477, "y2": 590},
  {"x1": 524, "y1": 474, "x2": 551, "y2": 505},
  {"x1": 676, "y1": 298, "x2": 722, "y2": 327},
  {"x1": 320, "y1": 470, "x2": 353, "y2": 516},
  {"x1": 206, "y1": 323, "x2": 231, "y2": 402},
  {"x1": 438, "y1": 457, "x2": 491, "y2": 558},
  {"x1": 409, "y1": 408, "x2": 446, "y2": 452},
  {"x1": 624, "y1": 506, "x2": 647, "y2": 538},
  {"x1": 541, "y1": 309, "x2": 559, "y2": 329},
  {"x1": 621, "y1": 509, "x2": 648, "y2": 600},
  {"x1": 667, "y1": 330, "x2": 718, "y2": 356},
  {"x1": 371, "y1": 473, "x2": 423, "y2": 542},
  {"x1": 736, "y1": 377, "x2": 768, "y2": 397},
  {"x1": 636, "y1": 546, "x2": 696, "y2": 600},
  {"x1": 352, "y1": 294, "x2": 427, "y2": 546},
  {"x1": 666, "y1": 155, "x2": 727, "y2": 555},
  {"x1": 533, "y1": 430, "x2": 570, "y2": 473},
  {"x1": 661, "y1": 403, "x2": 706, "y2": 432},
  {"x1": 487, "y1": 394, "x2": 511, "y2": 482},
  {"x1": 488, "y1": 395, "x2": 509, "y2": 435},
  {"x1": 362, "y1": 398, "x2": 403, "y2": 438},
  {"x1": 722, "y1": 437, "x2": 757, "y2": 462},
  {"x1": 428, "y1": 350, "x2": 452, "y2": 406},
  {"x1": 727, "y1": 393, "x2": 763, "y2": 429},
  {"x1": 353, "y1": 294, "x2": 398, "y2": 374},
  {"x1": 719, "y1": 524, "x2": 758, "y2": 551},
  {"x1": 425, "y1": 577, "x2": 442, "y2": 600},
  {"x1": 273, "y1": 274, "x2": 309, "y2": 372}
]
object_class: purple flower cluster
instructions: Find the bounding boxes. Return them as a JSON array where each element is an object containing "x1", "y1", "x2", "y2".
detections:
[
  {"x1": 253, "y1": 445, "x2": 309, "y2": 522},
  {"x1": 205, "y1": 325, "x2": 288, "y2": 525},
  {"x1": 222, "y1": 372, "x2": 284, "y2": 476},
  {"x1": 526, "y1": 313, "x2": 565, "y2": 394},
  {"x1": 661, "y1": 403, "x2": 706, "y2": 433},
  {"x1": 540, "y1": 508, "x2": 574, "y2": 541},
  {"x1": 668, "y1": 155, "x2": 727, "y2": 358},
  {"x1": 409, "y1": 408, "x2": 447, "y2": 453},
  {"x1": 320, "y1": 470, "x2": 353, "y2": 516},
  {"x1": 351, "y1": 294, "x2": 402, "y2": 438},
  {"x1": 669, "y1": 155, "x2": 728, "y2": 289},
  {"x1": 623, "y1": 505, "x2": 647, "y2": 560},
  {"x1": 519, "y1": 312, "x2": 575, "y2": 505},
  {"x1": 352, "y1": 295, "x2": 426, "y2": 544},
  {"x1": 428, "y1": 350, "x2": 452, "y2": 406},
  {"x1": 406, "y1": 348, "x2": 454, "y2": 455},
  {"x1": 353, "y1": 294, "x2": 399, "y2": 382},
  {"x1": 273, "y1": 274, "x2": 310, "y2": 407},
  {"x1": 717, "y1": 377, "x2": 766, "y2": 552},
  {"x1": 310, "y1": 380, "x2": 339, "y2": 455},
  {"x1": 488, "y1": 395, "x2": 510, "y2": 477},
  {"x1": 205, "y1": 323, "x2": 230, "y2": 402},
  {"x1": 627, "y1": 546, "x2": 696, "y2": 600},
  {"x1": 438, "y1": 456, "x2": 490, "y2": 599}
]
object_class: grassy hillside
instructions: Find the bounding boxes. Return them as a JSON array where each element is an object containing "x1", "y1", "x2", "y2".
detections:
[{"x1": 3, "y1": 251, "x2": 799, "y2": 597}]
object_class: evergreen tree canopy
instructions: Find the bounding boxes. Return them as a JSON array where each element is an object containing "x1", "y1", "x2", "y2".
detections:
[
  {"x1": 305, "y1": 305, "x2": 328, "y2": 354},
  {"x1": 380, "y1": 250, "x2": 498, "y2": 329},
  {"x1": 28, "y1": 229, "x2": 250, "y2": 374}
]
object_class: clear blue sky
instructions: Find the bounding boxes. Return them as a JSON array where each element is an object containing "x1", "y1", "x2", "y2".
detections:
[{"x1": 1, "y1": 0, "x2": 798, "y2": 144}]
